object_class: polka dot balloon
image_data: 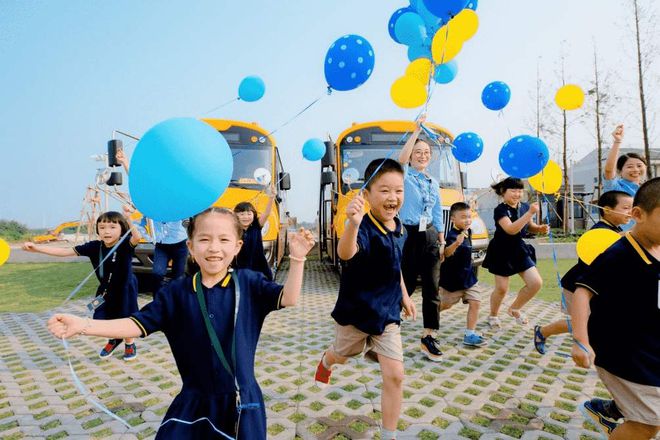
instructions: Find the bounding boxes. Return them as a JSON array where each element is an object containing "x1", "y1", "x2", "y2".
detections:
[{"x1": 324, "y1": 35, "x2": 375, "y2": 92}]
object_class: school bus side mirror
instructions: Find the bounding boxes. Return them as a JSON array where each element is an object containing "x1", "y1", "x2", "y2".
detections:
[
  {"x1": 321, "y1": 171, "x2": 336, "y2": 186},
  {"x1": 461, "y1": 171, "x2": 468, "y2": 189},
  {"x1": 321, "y1": 141, "x2": 335, "y2": 167},
  {"x1": 279, "y1": 172, "x2": 291, "y2": 191}
]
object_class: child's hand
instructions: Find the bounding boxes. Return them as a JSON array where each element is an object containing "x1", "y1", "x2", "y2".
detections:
[
  {"x1": 346, "y1": 193, "x2": 365, "y2": 227},
  {"x1": 571, "y1": 342, "x2": 595, "y2": 369},
  {"x1": 116, "y1": 149, "x2": 128, "y2": 166},
  {"x1": 288, "y1": 228, "x2": 315, "y2": 259},
  {"x1": 402, "y1": 295, "x2": 417, "y2": 321},
  {"x1": 22, "y1": 242, "x2": 37, "y2": 252},
  {"x1": 122, "y1": 204, "x2": 135, "y2": 217},
  {"x1": 528, "y1": 202, "x2": 540, "y2": 215},
  {"x1": 47, "y1": 314, "x2": 85, "y2": 339},
  {"x1": 612, "y1": 124, "x2": 624, "y2": 143},
  {"x1": 455, "y1": 234, "x2": 465, "y2": 246},
  {"x1": 538, "y1": 224, "x2": 550, "y2": 235},
  {"x1": 267, "y1": 183, "x2": 276, "y2": 197}
]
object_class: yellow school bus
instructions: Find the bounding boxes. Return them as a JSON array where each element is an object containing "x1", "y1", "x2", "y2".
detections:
[{"x1": 318, "y1": 120, "x2": 489, "y2": 271}]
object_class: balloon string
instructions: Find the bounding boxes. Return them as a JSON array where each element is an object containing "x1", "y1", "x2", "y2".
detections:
[
  {"x1": 497, "y1": 110, "x2": 513, "y2": 139},
  {"x1": 264, "y1": 88, "x2": 331, "y2": 138},
  {"x1": 202, "y1": 97, "x2": 240, "y2": 116}
]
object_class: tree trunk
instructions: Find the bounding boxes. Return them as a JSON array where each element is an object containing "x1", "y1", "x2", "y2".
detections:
[
  {"x1": 594, "y1": 49, "x2": 603, "y2": 199},
  {"x1": 633, "y1": 0, "x2": 652, "y2": 179},
  {"x1": 562, "y1": 110, "x2": 569, "y2": 234}
]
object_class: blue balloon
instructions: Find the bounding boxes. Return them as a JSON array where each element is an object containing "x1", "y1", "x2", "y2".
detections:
[
  {"x1": 452, "y1": 132, "x2": 483, "y2": 163},
  {"x1": 394, "y1": 12, "x2": 427, "y2": 46},
  {"x1": 324, "y1": 35, "x2": 375, "y2": 92},
  {"x1": 499, "y1": 135, "x2": 550, "y2": 178},
  {"x1": 422, "y1": 0, "x2": 468, "y2": 22},
  {"x1": 129, "y1": 118, "x2": 233, "y2": 221},
  {"x1": 238, "y1": 76, "x2": 265, "y2": 102},
  {"x1": 481, "y1": 81, "x2": 511, "y2": 111},
  {"x1": 388, "y1": 7, "x2": 412, "y2": 44},
  {"x1": 302, "y1": 138, "x2": 326, "y2": 161},
  {"x1": 416, "y1": 0, "x2": 444, "y2": 33},
  {"x1": 434, "y1": 60, "x2": 458, "y2": 84},
  {"x1": 466, "y1": 0, "x2": 478, "y2": 10},
  {"x1": 407, "y1": 44, "x2": 432, "y2": 62}
]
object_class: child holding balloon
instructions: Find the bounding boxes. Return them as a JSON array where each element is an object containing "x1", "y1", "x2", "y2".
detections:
[
  {"x1": 47, "y1": 207, "x2": 316, "y2": 439},
  {"x1": 482, "y1": 177, "x2": 549, "y2": 327},
  {"x1": 24, "y1": 206, "x2": 142, "y2": 360},
  {"x1": 234, "y1": 184, "x2": 276, "y2": 280}
]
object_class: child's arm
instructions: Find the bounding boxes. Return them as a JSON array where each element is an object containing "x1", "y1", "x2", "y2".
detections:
[
  {"x1": 400, "y1": 273, "x2": 417, "y2": 320},
  {"x1": 337, "y1": 193, "x2": 365, "y2": 260},
  {"x1": 397, "y1": 114, "x2": 425, "y2": 164},
  {"x1": 122, "y1": 205, "x2": 142, "y2": 246},
  {"x1": 258, "y1": 184, "x2": 277, "y2": 227},
  {"x1": 570, "y1": 287, "x2": 596, "y2": 368},
  {"x1": 47, "y1": 314, "x2": 142, "y2": 339},
  {"x1": 444, "y1": 233, "x2": 464, "y2": 257},
  {"x1": 22, "y1": 242, "x2": 76, "y2": 257},
  {"x1": 604, "y1": 124, "x2": 623, "y2": 180},
  {"x1": 279, "y1": 228, "x2": 316, "y2": 307},
  {"x1": 527, "y1": 221, "x2": 550, "y2": 235},
  {"x1": 497, "y1": 203, "x2": 540, "y2": 235}
]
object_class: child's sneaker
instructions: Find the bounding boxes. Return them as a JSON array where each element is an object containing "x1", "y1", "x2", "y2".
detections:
[
  {"x1": 99, "y1": 339, "x2": 121, "y2": 358},
  {"x1": 580, "y1": 399, "x2": 622, "y2": 436},
  {"x1": 314, "y1": 356, "x2": 332, "y2": 385},
  {"x1": 420, "y1": 335, "x2": 443, "y2": 361},
  {"x1": 463, "y1": 333, "x2": 487, "y2": 347},
  {"x1": 123, "y1": 343, "x2": 138, "y2": 361},
  {"x1": 533, "y1": 325, "x2": 546, "y2": 354}
]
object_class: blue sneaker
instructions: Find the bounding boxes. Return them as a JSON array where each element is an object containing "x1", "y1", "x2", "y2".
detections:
[
  {"x1": 533, "y1": 325, "x2": 546, "y2": 355},
  {"x1": 99, "y1": 339, "x2": 121, "y2": 358},
  {"x1": 463, "y1": 333, "x2": 487, "y2": 347},
  {"x1": 123, "y1": 343, "x2": 138, "y2": 361},
  {"x1": 580, "y1": 399, "x2": 622, "y2": 437}
]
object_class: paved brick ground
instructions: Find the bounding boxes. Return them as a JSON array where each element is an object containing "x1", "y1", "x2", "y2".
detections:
[{"x1": 0, "y1": 260, "x2": 642, "y2": 439}]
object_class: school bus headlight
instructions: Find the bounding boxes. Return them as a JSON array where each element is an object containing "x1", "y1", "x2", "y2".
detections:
[{"x1": 261, "y1": 220, "x2": 270, "y2": 237}]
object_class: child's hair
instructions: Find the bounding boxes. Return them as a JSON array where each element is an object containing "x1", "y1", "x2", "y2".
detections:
[
  {"x1": 633, "y1": 177, "x2": 660, "y2": 213},
  {"x1": 96, "y1": 211, "x2": 130, "y2": 235},
  {"x1": 185, "y1": 207, "x2": 243, "y2": 275},
  {"x1": 234, "y1": 202, "x2": 260, "y2": 228},
  {"x1": 597, "y1": 190, "x2": 632, "y2": 217},
  {"x1": 450, "y1": 202, "x2": 471, "y2": 217},
  {"x1": 364, "y1": 158, "x2": 404, "y2": 190},
  {"x1": 616, "y1": 152, "x2": 647, "y2": 172},
  {"x1": 491, "y1": 177, "x2": 524, "y2": 196}
]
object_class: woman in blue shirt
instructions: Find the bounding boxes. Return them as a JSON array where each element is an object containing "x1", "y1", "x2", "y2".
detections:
[{"x1": 397, "y1": 115, "x2": 445, "y2": 362}]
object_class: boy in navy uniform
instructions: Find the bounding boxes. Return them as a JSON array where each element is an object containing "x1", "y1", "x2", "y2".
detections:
[
  {"x1": 533, "y1": 190, "x2": 633, "y2": 354},
  {"x1": 439, "y1": 202, "x2": 487, "y2": 347},
  {"x1": 571, "y1": 178, "x2": 660, "y2": 439},
  {"x1": 314, "y1": 158, "x2": 417, "y2": 440}
]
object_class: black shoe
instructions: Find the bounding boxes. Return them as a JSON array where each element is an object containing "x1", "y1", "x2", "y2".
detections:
[
  {"x1": 580, "y1": 398, "x2": 623, "y2": 436},
  {"x1": 420, "y1": 335, "x2": 443, "y2": 361}
]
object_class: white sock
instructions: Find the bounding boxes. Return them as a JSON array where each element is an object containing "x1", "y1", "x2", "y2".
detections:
[{"x1": 465, "y1": 329, "x2": 477, "y2": 337}]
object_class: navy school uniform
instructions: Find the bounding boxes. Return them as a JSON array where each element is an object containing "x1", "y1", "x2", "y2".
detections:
[
  {"x1": 332, "y1": 212, "x2": 407, "y2": 335},
  {"x1": 482, "y1": 202, "x2": 536, "y2": 277},
  {"x1": 560, "y1": 220, "x2": 622, "y2": 292},
  {"x1": 575, "y1": 233, "x2": 660, "y2": 386},
  {"x1": 129, "y1": 269, "x2": 283, "y2": 439},
  {"x1": 235, "y1": 223, "x2": 273, "y2": 280},
  {"x1": 439, "y1": 227, "x2": 477, "y2": 292},
  {"x1": 74, "y1": 236, "x2": 138, "y2": 319}
]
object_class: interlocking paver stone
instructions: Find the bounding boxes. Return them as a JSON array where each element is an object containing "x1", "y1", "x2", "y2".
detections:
[{"x1": 1, "y1": 259, "x2": 657, "y2": 439}]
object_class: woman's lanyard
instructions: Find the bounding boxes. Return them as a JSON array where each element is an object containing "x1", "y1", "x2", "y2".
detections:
[{"x1": 410, "y1": 170, "x2": 434, "y2": 221}]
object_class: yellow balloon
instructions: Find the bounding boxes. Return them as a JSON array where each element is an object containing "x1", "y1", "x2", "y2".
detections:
[
  {"x1": 450, "y1": 9, "x2": 479, "y2": 41},
  {"x1": 391, "y1": 75, "x2": 428, "y2": 109},
  {"x1": 431, "y1": 25, "x2": 463, "y2": 64},
  {"x1": 528, "y1": 160, "x2": 563, "y2": 194},
  {"x1": 576, "y1": 229, "x2": 621, "y2": 265},
  {"x1": 555, "y1": 84, "x2": 585, "y2": 111},
  {"x1": 405, "y1": 58, "x2": 433, "y2": 85},
  {"x1": 0, "y1": 238, "x2": 10, "y2": 266}
]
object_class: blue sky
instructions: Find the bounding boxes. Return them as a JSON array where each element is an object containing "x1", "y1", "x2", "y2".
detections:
[{"x1": 1, "y1": 0, "x2": 657, "y2": 227}]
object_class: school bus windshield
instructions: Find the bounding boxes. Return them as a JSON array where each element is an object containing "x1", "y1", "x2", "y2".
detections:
[
  {"x1": 230, "y1": 145, "x2": 272, "y2": 186},
  {"x1": 340, "y1": 143, "x2": 461, "y2": 193}
]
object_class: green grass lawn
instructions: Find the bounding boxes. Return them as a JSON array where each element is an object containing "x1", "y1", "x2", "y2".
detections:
[
  {"x1": 478, "y1": 258, "x2": 576, "y2": 302},
  {"x1": 0, "y1": 262, "x2": 97, "y2": 313}
]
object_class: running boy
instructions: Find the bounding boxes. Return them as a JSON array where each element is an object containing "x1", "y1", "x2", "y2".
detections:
[
  {"x1": 314, "y1": 158, "x2": 417, "y2": 440},
  {"x1": 533, "y1": 190, "x2": 633, "y2": 354},
  {"x1": 439, "y1": 202, "x2": 487, "y2": 347},
  {"x1": 571, "y1": 178, "x2": 660, "y2": 439}
]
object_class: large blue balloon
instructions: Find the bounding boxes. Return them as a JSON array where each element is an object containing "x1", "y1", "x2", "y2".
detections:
[
  {"x1": 394, "y1": 12, "x2": 427, "y2": 46},
  {"x1": 388, "y1": 7, "x2": 412, "y2": 44},
  {"x1": 238, "y1": 76, "x2": 265, "y2": 102},
  {"x1": 415, "y1": 0, "x2": 444, "y2": 34},
  {"x1": 324, "y1": 35, "x2": 375, "y2": 92},
  {"x1": 302, "y1": 138, "x2": 326, "y2": 161},
  {"x1": 129, "y1": 118, "x2": 233, "y2": 221},
  {"x1": 499, "y1": 135, "x2": 550, "y2": 178},
  {"x1": 452, "y1": 132, "x2": 483, "y2": 163},
  {"x1": 434, "y1": 60, "x2": 458, "y2": 84},
  {"x1": 466, "y1": 0, "x2": 478, "y2": 10},
  {"x1": 422, "y1": 0, "x2": 469, "y2": 22},
  {"x1": 482, "y1": 81, "x2": 511, "y2": 111}
]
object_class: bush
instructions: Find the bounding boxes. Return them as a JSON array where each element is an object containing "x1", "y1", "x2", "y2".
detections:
[{"x1": 0, "y1": 219, "x2": 29, "y2": 241}]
